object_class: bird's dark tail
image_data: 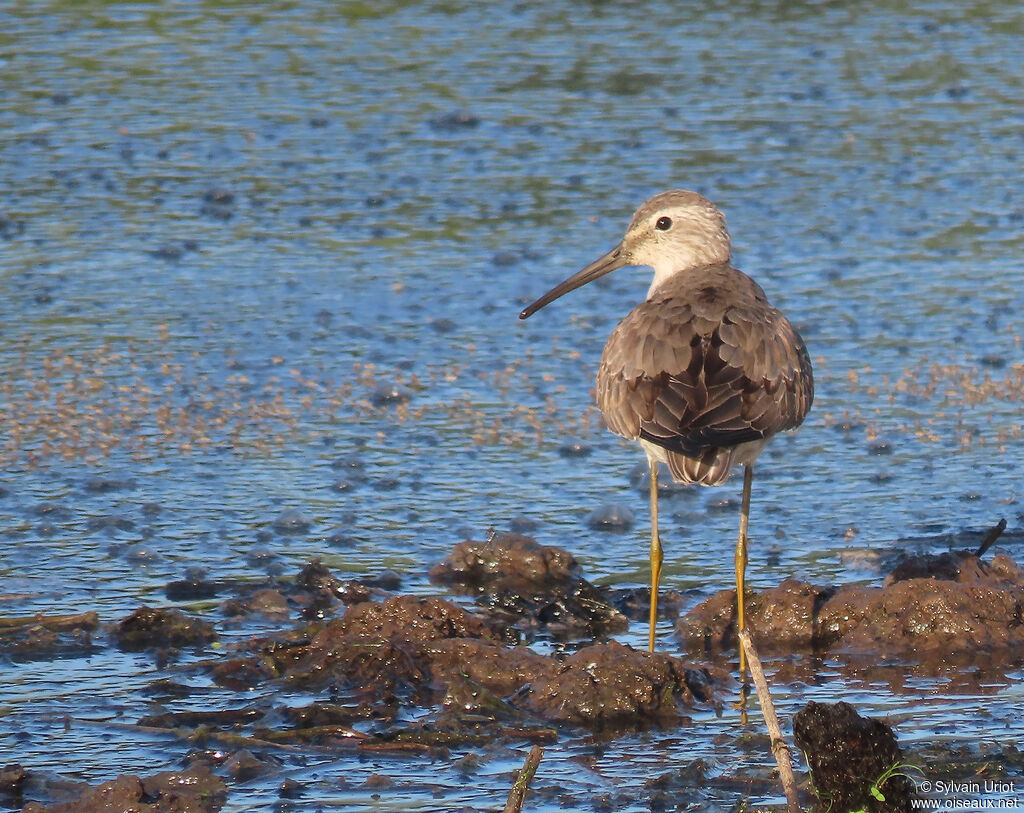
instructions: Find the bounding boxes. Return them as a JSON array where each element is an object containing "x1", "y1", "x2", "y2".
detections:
[{"x1": 665, "y1": 447, "x2": 735, "y2": 486}]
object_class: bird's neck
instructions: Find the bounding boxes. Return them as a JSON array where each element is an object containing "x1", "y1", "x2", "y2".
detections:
[{"x1": 647, "y1": 252, "x2": 730, "y2": 299}]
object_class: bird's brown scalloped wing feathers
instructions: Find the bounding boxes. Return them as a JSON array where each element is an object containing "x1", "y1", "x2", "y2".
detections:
[{"x1": 596, "y1": 270, "x2": 813, "y2": 463}]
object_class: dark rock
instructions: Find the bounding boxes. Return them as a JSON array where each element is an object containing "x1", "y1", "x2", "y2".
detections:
[
  {"x1": 325, "y1": 531, "x2": 358, "y2": 547},
  {"x1": 33, "y1": 502, "x2": 69, "y2": 518},
  {"x1": 884, "y1": 549, "x2": 988, "y2": 584},
  {"x1": 363, "y1": 570, "x2": 402, "y2": 590},
  {"x1": 223, "y1": 750, "x2": 272, "y2": 782},
  {"x1": 371, "y1": 381, "x2": 412, "y2": 405},
  {"x1": 329, "y1": 580, "x2": 369, "y2": 606},
  {"x1": 607, "y1": 586, "x2": 688, "y2": 621},
  {"x1": 85, "y1": 514, "x2": 135, "y2": 532},
  {"x1": 209, "y1": 657, "x2": 269, "y2": 691},
  {"x1": 492, "y1": 251, "x2": 520, "y2": 267},
  {"x1": 794, "y1": 701, "x2": 910, "y2": 813},
  {"x1": 429, "y1": 317, "x2": 457, "y2": 334},
  {"x1": 142, "y1": 679, "x2": 195, "y2": 699},
  {"x1": 272, "y1": 509, "x2": 312, "y2": 534},
  {"x1": 330, "y1": 455, "x2": 366, "y2": 474},
  {"x1": 453, "y1": 752, "x2": 481, "y2": 775},
  {"x1": 149, "y1": 244, "x2": 183, "y2": 261},
  {"x1": 425, "y1": 638, "x2": 553, "y2": 698},
  {"x1": 82, "y1": 476, "x2": 135, "y2": 493},
  {"x1": 165, "y1": 576, "x2": 220, "y2": 601},
  {"x1": 200, "y1": 189, "x2": 235, "y2": 220},
  {"x1": 279, "y1": 778, "x2": 305, "y2": 798},
  {"x1": 208, "y1": 587, "x2": 722, "y2": 731},
  {"x1": 0, "y1": 612, "x2": 99, "y2": 658},
  {"x1": 222, "y1": 588, "x2": 290, "y2": 620},
  {"x1": 296, "y1": 559, "x2": 339, "y2": 593},
  {"x1": 508, "y1": 515, "x2": 539, "y2": 533},
  {"x1": 429, "y1": 111, "x2": 480, "y2": 131},
  {"x1": 585, "y1": 503, "x2": 635, "y2": 531},
  {"x1": 0, "y1": 214, "x2": 25, "y2": 240},
  {"x1": 115, "y1": 607, "x2": 216, "y2": 651}
]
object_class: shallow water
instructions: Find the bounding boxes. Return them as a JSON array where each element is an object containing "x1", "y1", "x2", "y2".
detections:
[{"x1": 2, "y1": 1, "x2": 1023, "y2": 811}]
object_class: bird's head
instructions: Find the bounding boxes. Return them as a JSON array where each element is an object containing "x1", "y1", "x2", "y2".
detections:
[{"x1": 519, "y1": 189, "x2": 731, "y2": 320}]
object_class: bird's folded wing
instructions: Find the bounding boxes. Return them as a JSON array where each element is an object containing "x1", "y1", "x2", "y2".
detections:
[{"x1": 596, "y1": 299, "x2": 813, "y2": 457}]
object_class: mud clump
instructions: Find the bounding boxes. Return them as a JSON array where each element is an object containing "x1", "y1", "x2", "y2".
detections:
[
  {"x1": 114, "y1": 607, "x2": 216, "y2": 651},
  {"x1": 525, "y1": 641, "x2": 719, "y2": 729},
  {"x1": 424, "y1": 637, "x2": 552, "y2": 698},
  {"x1": 0, "y1": 764, "x2": 26, "y2": 808},
  {"x1": 429, "y1": 532, "x2": 628, "y2": 638},
  {"x1": 211, "y1": 595, "x2": 501, "y2": 700},
  {"x1": 429, "y1": 532, "x2": 578, "y2": 593},
  {"x1": 678, "y1": 578, "x2": 827, "y2": 651},
  {"x1": 0, "y1": 611, "x2": 98, "y2": 658},
  {"x1": 21, "y1": 763, "x2": 226, "y2": 813},
  {"x1": 222, "y1": 587, "x2": 290, "y2": 622},
  {"x1": 678, "y1": 552, "x2": 1024, "y2": 662},
  {"x1": 212, "y1": 593, "x2": 720, "y2": 732},
  {"x1": 219, "y1": 560, "x2": 389, "y2": 625},
  {"x1": 794, "y1": 701, "x2": 910, "y2": 813},
  {"x1": 330, "y1": 594, "x2": 497, "y2": 643}
]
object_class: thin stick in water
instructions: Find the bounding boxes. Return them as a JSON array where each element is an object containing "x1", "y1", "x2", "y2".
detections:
[
  {"x1": 503, "y1": 745, "x2": 544, "y2": 813},
  {"x1": 975, "y1": 517, "x2": 1007, "y2": 558},
  {"x1": 737, "y1": 629, "x2": 802, "y2": 813}
]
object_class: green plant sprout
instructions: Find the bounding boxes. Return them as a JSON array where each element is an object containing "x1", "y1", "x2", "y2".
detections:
[
  {"x1": 849, "y1": 761, "x2": 925, "y2": 813},
  {"x1": 803, "y1": 756, "x2": 924, "y2": 813}
]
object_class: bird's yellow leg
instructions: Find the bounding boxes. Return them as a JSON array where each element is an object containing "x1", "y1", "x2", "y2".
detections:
[
  {"x1": 735, "y1": 465, "x2": 753, "y2": 679},
  {"x1": 648, "y1": 458, "x2": 663, "y2": 652}
]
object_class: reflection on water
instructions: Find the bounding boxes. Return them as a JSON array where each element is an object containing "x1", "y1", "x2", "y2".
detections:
[{"x1": 1, "y1": 1, "x2": 1022, "y2": 810}]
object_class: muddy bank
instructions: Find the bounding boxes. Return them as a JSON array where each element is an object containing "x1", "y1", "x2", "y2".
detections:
[
  {"x1": 3, "y1": 532, "x2": 725, "y2": 811},
  {"x1": 678, "y1": 549, "x2": 1024, "y2": 669},
  {"x1": 211, "y1": 590, "x2": 720, "y2": 732},
  {"x1": 18, "y1": 765, "x2": 226, "y2": 813},
  {"x1": 8, "y1": 531, "x2": 1023, "y2": 811},
  {"x1": 0, "y1": 612, "x2": 98, "y2": 660},
  {"x1": 93, "y1": 534, "x2": 723, "y2": 758}
]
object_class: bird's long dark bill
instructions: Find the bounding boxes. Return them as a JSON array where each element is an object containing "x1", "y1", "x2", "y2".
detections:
[{"x1": 519, "y1": 244, "x2": 627, "y2": 320}]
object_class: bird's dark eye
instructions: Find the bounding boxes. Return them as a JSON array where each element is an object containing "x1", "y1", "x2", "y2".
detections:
[{"x1": 655, "y1": 216, "x2": 672, "y2": 231}]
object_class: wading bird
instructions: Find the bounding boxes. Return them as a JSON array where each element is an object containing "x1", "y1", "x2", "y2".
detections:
[{"x1": 519, "y1": 190, "x2": 813, "y2": 663}]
